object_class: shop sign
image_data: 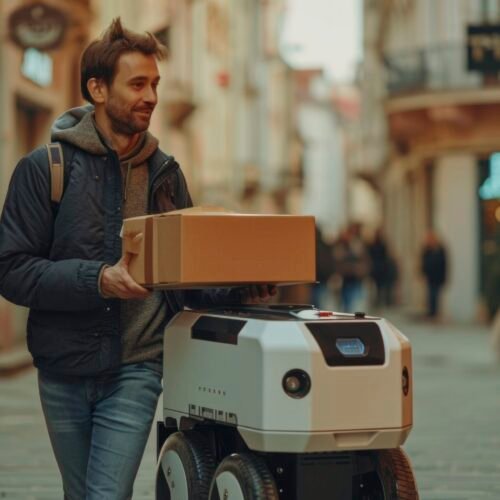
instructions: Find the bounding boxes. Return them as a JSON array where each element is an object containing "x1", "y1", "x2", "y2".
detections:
[
  {"x1": 467, "y1": 25, "x2": 500, "y2": 72},
  {"x1": 479, "y1": 153, "x2": 500, "y2": 200},
  {"x1": 8, "y1": 3, "x2": 67, "y2": 51},
  {"x1": 21, "y1": 48, "x2": 53, "y2": 87}
]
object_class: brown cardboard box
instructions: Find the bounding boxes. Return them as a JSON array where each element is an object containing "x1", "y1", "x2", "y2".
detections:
[{"x1": 122, "y1": 207, "x2": 316, "y2": 288}]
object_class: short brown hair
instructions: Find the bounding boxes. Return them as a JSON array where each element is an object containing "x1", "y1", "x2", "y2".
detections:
[{"x1": 80, "y1": 17, "x2": 167, "y2": 103}]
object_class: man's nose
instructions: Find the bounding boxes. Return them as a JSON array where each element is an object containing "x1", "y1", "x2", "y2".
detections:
[{"x1": 144, "y1": 85, "x2": 157, "y2": 104}]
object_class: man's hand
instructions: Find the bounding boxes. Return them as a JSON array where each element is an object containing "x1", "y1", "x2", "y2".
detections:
[
  {"x1": 240, "y1": 285, "x2": 278, "y2": 304},
  {"x1": 100, "y1": 253, "x2": 151, "y2": 299}
]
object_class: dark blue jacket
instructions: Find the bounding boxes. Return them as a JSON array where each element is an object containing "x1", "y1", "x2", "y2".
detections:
[{"x1": 0, "y1": 142, "x2": 232, "y2": 375}]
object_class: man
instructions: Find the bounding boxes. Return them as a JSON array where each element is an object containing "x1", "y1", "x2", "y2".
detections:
[{"x1": 0, "y1": 19, "x2": 274, "y2": 499}]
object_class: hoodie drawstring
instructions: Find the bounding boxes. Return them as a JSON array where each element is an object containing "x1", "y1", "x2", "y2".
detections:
[{"x1": 124, "y1": 161, "x2": 132, "y2": 202}]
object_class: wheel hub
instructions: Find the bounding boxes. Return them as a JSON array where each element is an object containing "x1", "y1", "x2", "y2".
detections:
[
  {"x1": 160, "y1": 450, "x2": 189, "y2": 500},
  {"x1": 214, "y1": 471, "x2": 245, "y2": 500}
]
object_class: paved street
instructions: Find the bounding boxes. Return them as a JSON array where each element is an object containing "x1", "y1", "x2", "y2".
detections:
[
  {"x1": 0, "y1": 311, "x2": 499, "y2": 499},
  {"x1": 399, "y1": 313, "x2": 500, "y2": 499}
]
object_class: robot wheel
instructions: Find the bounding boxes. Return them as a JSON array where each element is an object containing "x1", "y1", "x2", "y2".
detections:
[
  {"x1": 155, "y1": 431, "x2": 418, "y2": 499},
  {"x1": 156, "y1": 431, "x2": 216, "y2": 500},
  {"x1": 208, "y1": 453, "x2": 279, "y2": 500},
  {"x1": 375, "y1": 447, "x2": 419, "y2": 500}
]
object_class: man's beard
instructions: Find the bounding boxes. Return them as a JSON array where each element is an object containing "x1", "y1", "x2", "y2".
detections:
[{"x1": 105, "y1": 97, "x2": 154, "y2": 135}]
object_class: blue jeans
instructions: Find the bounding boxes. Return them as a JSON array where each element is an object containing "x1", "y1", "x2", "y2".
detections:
[{"x1": 38, "y1": 362, "x2": 162, "y2": 500}]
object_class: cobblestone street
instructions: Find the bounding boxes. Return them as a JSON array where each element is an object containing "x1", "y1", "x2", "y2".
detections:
[
  {"x1": 400, "y1": 313, "x2": 500, "y2": 499},
  {"x1": 0, "y1": 311, "x2": 499, "y2": 499}
]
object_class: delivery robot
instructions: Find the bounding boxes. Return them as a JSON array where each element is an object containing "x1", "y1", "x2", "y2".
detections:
[{"x1": 155, "y1": 304, "x2": 418, "y2": 500}]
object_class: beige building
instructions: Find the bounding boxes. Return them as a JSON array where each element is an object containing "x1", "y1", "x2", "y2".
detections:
[
  {"x1": 356, "y1": 0, "x2": 500, "y2": 321},
  {"x1": 0, "y1": 0, "x2": 93, "y2": 355}
]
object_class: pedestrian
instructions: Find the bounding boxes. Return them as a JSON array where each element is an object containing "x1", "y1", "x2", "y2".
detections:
[
  {"x1": 368, "y1": 229, "x2": 399, "y2": 308},
  {"x1": 0, "y1": 18, "x2": 274, "y2": 500},
  {"x1": 420, "y1": 230, "x2": 447, "y2": 319},
  {"x1": 311, "y1": 225, "x2": 335, "y2": 309},
  {"x1": 491, "y1": 308, "x2": 500, "y2": 362},
  {"x1": 333, "y1": 224, "x2": 370, "y2": 313},
  {"x1": 368, "y1": 228, "x2": 389, "y2": 308},
  {"x1": 384, "y1": 253, "x2": 399, "y2": 307}
]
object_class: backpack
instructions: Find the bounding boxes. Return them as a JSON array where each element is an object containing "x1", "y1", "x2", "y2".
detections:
[
  {"x1": 45, "y1": 142, "x2": 176, "y2": 205},
  {"x1": 45, "y1": 143, "x2": 65, "y2": 203},
  {"x1": 45, "y1": 141, "x2": 80, "y2": 207}
]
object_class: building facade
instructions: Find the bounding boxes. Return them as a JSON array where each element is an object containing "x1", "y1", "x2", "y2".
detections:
[
  {"x1": 357, "y1": 0, "x2": 500, "y2": 322},
  {"x1": 294, "y1": 70, "x2": 349, "y2": 237}
]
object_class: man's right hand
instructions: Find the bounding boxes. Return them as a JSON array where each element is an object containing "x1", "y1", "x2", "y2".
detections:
[{"x1": 100, "y1": 253, "x2": 151, "y2": 299}]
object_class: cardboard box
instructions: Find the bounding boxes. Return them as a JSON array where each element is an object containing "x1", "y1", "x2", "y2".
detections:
[{"x1": 122, "y1": 207, "x2": 316, "y2": 288}]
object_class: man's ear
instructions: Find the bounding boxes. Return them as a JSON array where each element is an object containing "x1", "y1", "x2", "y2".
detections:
[{"x1": 87, "y1": 78, "x2": 106, "y2": 104}]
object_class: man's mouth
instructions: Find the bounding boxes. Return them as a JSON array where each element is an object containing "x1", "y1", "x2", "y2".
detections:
[{"x1": 135, "y1": 109, "x2": 153, "y2": 117}]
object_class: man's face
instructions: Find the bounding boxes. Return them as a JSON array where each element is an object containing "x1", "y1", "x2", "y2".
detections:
[{"x1": 104, "y1": 52, "x2": 160, "y2": 135}]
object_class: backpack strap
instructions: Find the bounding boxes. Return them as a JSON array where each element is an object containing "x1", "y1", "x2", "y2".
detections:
[{"x1": 45, "y1": 143, "x2": 64, "y2": 204}]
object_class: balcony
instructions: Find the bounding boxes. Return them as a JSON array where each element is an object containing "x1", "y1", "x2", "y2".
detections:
[{"x1": 384, "y1": 43, "x2": 500, "y2": 96}]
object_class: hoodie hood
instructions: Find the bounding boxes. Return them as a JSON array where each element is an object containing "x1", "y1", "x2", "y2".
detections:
[{"x1": 51, "y1": 104, "x2": 159, "y2": 166}]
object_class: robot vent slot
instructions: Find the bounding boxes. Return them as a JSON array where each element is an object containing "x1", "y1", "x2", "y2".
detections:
[{"x1": 300, "y1": 453, "x2": 352, "y2": 466}]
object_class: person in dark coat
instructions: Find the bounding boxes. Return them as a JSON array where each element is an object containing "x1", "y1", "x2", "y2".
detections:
[
  {"x1": 334, "y1": 225, "x2": 369, "y2": 313},
  {"x1": 311, "y1": 226, "x2": 335, "y2": 308},
  {"x1": 421, "y1": 230, "x2": 447, "y2": 318},
  {"x1": 368, "y1": 229, "x2": 398, "y2": 308},
  {"x1": 368, "y1": 229, "x2": 389, "y2": 308}
]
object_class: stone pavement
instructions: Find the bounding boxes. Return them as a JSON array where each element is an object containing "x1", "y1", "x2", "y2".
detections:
[
  {"x1": 394, "y1": 312, "x2": 500, "y2": 500},
  {"x1": 0, "y1": 367, "x2": 159, "y2": 500},
  {"x1": 0, "y1": 311, "x2": 499, "y2": 499}
]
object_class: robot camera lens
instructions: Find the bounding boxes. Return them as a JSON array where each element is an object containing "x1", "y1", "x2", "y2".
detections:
[
  {"x1": 284, "y1": 376, "x2": 301, "y2": 392},
  {"x1": 282, "y1": 369, "x2": 311, "y2": 399}
]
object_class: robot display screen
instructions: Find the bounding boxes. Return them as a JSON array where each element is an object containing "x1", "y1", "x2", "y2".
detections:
[{"x1": 335, "y1": 337, "x2": 366, "y2": 357}]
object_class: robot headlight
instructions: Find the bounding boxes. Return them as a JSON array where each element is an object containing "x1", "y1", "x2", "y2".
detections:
[{"x1": 282, "y1": 369, "x2": 311, "y2": 399}]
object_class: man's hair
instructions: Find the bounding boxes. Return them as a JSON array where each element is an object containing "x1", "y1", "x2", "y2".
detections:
[{"x1": 80, "y1": 17, "x2": 168, "y2": 103}]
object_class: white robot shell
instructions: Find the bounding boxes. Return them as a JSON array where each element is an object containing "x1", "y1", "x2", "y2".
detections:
[{"x1": 162, "y1": 306, "x2": 413, "y2": 454}]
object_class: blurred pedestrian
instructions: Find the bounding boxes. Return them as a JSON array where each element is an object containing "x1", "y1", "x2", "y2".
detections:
[
  {"x1": 368, "y1": 229, "x2": 399, "y2": 308},
  {"x1": 421, "y1": 230, "x2": 447, "y2": 319},
  {"x1": 384, "y1": 253, "x2": 399, "y2": 307},
  {"x1": 334, "y1": 224, "x2": 370, "y2": 313},
  {"x1": 312, "y1": 225, "x2": 335, "y2": 309},
  {"x1": 0, "y1": 18, "x2": 273, "y2": 500},
  {"x1": 491, "y1": 308, "x2": 500, "y2": 362},
  {"x1": 368, "y1": 228, "x2": 389, "y2": 308},
  {"x1": 484, "y1": 223, "x2": 500, "y2": 320}
]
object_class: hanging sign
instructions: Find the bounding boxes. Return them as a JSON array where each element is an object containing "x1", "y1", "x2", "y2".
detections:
[
  {"x1": 467, "y1": 24, "x2": 500, "y2": 72},
  {"x1": 8, "y1": 3, "x2": 67, "y2": 51}
]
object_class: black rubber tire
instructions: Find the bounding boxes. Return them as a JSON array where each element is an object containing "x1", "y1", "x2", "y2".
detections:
[
  {"x1": 376, "y1": 448, "x2": 419, "y2": 500},
  {"x1": 209, "y1": 453, "x2": 279, "y2": 500},
  {"x1": 156, "y1": 430, "x2": 216, "y2": 500}
]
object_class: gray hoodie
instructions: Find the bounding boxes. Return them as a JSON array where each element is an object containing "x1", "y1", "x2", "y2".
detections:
[{"x1": 52, "y1": 105, "x2": 167, "y2": 367}]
